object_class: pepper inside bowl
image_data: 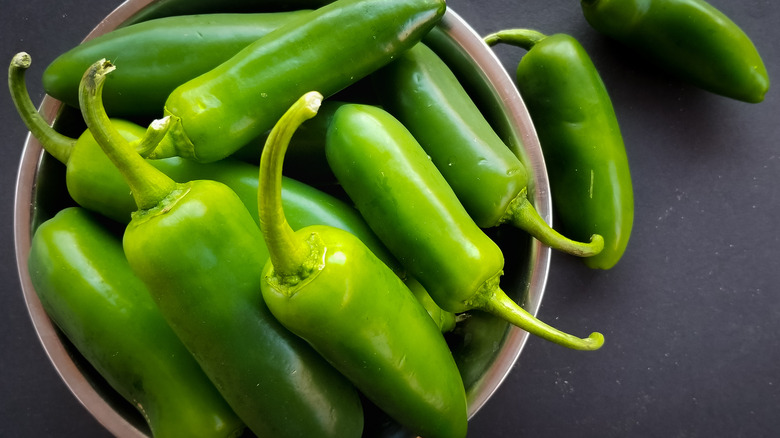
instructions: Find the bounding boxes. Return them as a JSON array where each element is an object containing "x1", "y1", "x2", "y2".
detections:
[{"x1": 13, "y1": 0, "x2": 551, "y2": 436}]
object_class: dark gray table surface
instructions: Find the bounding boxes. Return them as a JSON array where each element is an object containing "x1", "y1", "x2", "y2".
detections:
[{"x1": 2, "y1": 0, "x2": 778, "y2": 436}]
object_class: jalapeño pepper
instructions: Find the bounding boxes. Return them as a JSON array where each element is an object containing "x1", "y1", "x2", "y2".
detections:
[
  {"x1": 484, "y1": 29, "x2": 634, "y2": 269},
  {"x1": 580, "y1": 0, "x2": 769, "y2": 103},
  {"x1": 43, "y1": 11, "x2": 309, "y2": 117},
  {"x1": 326, "y1": 104, "x2": 604, "y2": 351},
  {"x1": 259, "y1": 92, "x2": 468, "y2": 438},
  {"x1": 29, "y1": 207, "x2": 245, "y2": 438},
  {"x1": 80, "y1": 59, "x2": 363, "y2": 438},
  {"x1": 148, "y1": 0, "x2": 446, "y2": 163},
  {"x1": 374, "y1": 43, "x2": 603, "y2": 257}
]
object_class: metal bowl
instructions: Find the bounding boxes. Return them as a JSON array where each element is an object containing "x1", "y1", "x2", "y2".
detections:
[{"x1": 13, "y1": 0, "x2": 551, "y2": 436}]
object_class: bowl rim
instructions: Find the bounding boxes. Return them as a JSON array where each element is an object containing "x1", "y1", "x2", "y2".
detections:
[{"x1": 13, "y1": 0, "x2": 552, "y2": 435}]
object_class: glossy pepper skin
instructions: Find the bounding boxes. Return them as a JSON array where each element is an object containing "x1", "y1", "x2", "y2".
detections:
[
  {"x1": 374, "y1": 43, "x2": 604, "y2": 257},
  {"x1": 80, "y1": 60, "x2": 363, "y2": 438},
  {"x1": 259, "y1": 92, "x2": 468, "y2": 438},
  {"x1": 150, "y1": 0, "x2": 446, "y2": 162},
  {"x1": 581, "y1": 0, "x2": 769, "y2": 103},
  {"x1": 28, "y1": 207, "x2": 245, "y2": 438},
  {"x1": 43, "y1": 11, "x2": 309, "y2": 117},
  {"x1": 326, "y1": 104, "x2": 604, "y2": 351},
  {"x1": 484, "y1": 30, "x2": 634, "y2": 270}
]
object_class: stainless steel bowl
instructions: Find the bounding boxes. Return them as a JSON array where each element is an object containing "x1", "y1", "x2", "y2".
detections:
[{"x1": 14, "y1": 0, "x2": 551, "y2": 436}]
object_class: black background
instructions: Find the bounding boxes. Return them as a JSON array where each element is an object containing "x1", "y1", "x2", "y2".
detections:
[{"x1": 1, "y1": 0, "x2": 779, "y2": 436}]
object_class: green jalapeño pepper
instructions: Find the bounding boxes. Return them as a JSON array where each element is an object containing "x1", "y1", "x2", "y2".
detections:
[
  {"x1": 43, "y1": 11, "x2": 310, "y2": 117},
  {"x1": 484, "y1": 29, "x2": 634, "y2": 270},
  {"x1": 374, "y1": 43, "x2": 604, "y2": 257},
  {"x1": 148, "y1": 0, "x2": 446, "y2": 163},
  {"x1": 80, "y1": 59, "x2": 363, "y2": 438},
  {"x1": 29, "y1": 207, "x2": 244, "y2": 438},
  {"x1": 326, "y1": 104, "x2": 605, "y2": 351},
  {"x1": 259, "y1": 92, "x2": 468, "y2": 438},
  {"x1": 580, "y1": 0, "x2": 770, "y2": 103}
]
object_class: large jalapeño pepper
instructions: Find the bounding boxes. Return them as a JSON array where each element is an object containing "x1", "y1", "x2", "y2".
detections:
[
  {"x1": 326, "y1": 104, "x2": 605, "y2": 351},
  {"x1": 80, "y1": 59, "x2": 363, "y2": 438},
  {"x1": 374, "y1": 43, "x2": 604, "y2": 257},
  {"x1": 43, "y1": 11, "x2": 309, "y2": 118},
  {"x1": 259, "y1": 92, "x2": 468, "y2": 438},
  {"x1": 29, "y1": 207, "x2": 245, "y2": 437},
  {"x1": 148, "y1": 0, "x2": 446, "y2": 163},
  {"x1": 484, "y1": 29, "x2": 634, "y2": 270},
  {"x1": 580, "y1": 0, "x2": 769, "y2": 103}
]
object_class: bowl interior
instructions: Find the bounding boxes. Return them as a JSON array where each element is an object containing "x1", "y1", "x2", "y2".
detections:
[{"x1": 14, "y1": 0, "x2": 551, "y2": 436}]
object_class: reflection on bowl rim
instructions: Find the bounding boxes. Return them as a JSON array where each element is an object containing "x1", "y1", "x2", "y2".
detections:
[{"x1": 13, "y1": 0, "x2": 551, "y2": 436}]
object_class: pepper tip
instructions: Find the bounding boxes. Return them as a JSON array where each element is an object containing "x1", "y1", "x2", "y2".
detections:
[
  {"x1": 589, "y1": 233, "x2": 605, "y2": 254},
  {"x1": 585, "y1": 332, "x2": 605, "y2": 350},
  {"x1": 12, "y1": 52, "x2": 31, "y2": 69},
  {"x1": 302, "y1": 91, "x2": 324, "y2": 116}
]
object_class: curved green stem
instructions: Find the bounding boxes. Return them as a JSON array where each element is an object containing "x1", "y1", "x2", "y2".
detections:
[
  {"x1": 483, "y1": 29, "x2": 548, "y2": 50},
  {"x1": 9, "y1": 52, "x2": 75, "y2": 164},
  {"x1": 9, "y1": 52, "x2": 166, "y2": 162},
  {"x1": 476, "y1": 283, "x2": 604, "y2": 351},
  {"x1": 503, "y1": 189, "x2": 604, "y2": 257},
  {"x1": 259, "y1": 91, "x2": 323, "y2": 280},
  {"x1": 78, "y1": 59, "x2": 177, "y2": 211}
]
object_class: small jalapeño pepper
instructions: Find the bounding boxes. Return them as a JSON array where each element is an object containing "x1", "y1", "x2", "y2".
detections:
[
  {"x1": 80, "y1": 59, "x2": 363, "y2": 438},
  {"x1": 374, "y1": 43, "x2": 604, "y2": 257},
  {"x1": 259, "y1": 92, "x2": 468, "y2": 438},
  {"x1": 42, "y1": 11, "x2": 309, "y2": 117},
  {"x1": 580, "y1": 0, "x2": 769, "y2": 103},
  {"x1": 29, "y1": 207, "x2": 244, "y2": 438},
  {"x1": 149, "y1": 0, "x2": 446, "y2": 163},
  {"x1": 484, "y1": 29, "x2": 634, "y2": 269},
  {"x1": 326, "y1": 104, "x2": 604, "y2": 351}
]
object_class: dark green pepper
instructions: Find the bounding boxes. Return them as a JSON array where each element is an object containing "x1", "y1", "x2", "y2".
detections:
[
  {"x1": 484, "y1": 29, "x2": 634, "y2": 270},
  {"x1": 149, "y1": 0, "x2": 446, "y2": 163},
  {"x1": 580, "y1": 0, "x2": 769, "y2": 103},
  {"x1": 43, "y1": 11, "x2": 309, "y2": 117},
  {"x1": 80, "y1": 59, "x2": 363, "y2": 438},
  {"x1": 374, "y1": 43, "x2": 604, "y2": 257},
  {"x1": 326, "y1": 104, "x2": 604, "y2": 351},
  {"x1": 122, "y1": 0, "x2": 333, "y2": 24},
  {"x1": 259, "y1": 92, "x2": 468, "y2": 438},
  {"x1": 28, "y1": 207, "x2": 245, "y2": 438}
]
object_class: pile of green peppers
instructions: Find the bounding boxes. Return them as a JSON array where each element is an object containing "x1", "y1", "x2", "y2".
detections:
[{"x1": 10, "y1": 0, "x2": 769, "y2": 436}]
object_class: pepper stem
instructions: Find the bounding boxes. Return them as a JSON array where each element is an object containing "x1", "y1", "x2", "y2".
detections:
[
  {"x1": 503, "y1": 188, "x2": 604, "y2": 257},
  {"x1": 9, "y1": 52, "x2": 76, "y2": 164},
  {"x1": 474, "y1": 280, "x2": 604, "y2": 350},
  {"x1": 483, "y1": 29, "x2": 548, "y2": 50},
  {"x1": 79, "y1": 59, "x2": 177, "y2": 211},
  {"x1": 259, "y1": 91, "x2": 324, "y2": 280}
]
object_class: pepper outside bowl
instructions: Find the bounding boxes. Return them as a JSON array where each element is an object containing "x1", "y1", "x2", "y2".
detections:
[{"x1": 13, "y1": 0, "x2": 552, "y2": 436}]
